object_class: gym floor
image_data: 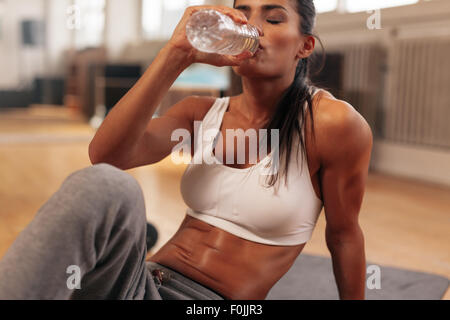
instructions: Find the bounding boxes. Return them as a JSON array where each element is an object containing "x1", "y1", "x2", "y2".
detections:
[{"x1": 0, "y1": 105, "x2": 449, "y2": 299}]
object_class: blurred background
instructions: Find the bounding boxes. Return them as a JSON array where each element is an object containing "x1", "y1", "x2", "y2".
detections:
[{"x1": 0, "y1": 0, "x2": 448, "y2": 299}]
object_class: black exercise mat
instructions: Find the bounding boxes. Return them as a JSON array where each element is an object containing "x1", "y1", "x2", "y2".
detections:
[{"x1": 267, "y1": 253, "x2": 449, "y2": 300}]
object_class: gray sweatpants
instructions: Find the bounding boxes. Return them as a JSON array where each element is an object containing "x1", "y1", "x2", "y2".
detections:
[{"x1": 0, "y1": 163, "x2": 225, "y2": 300}]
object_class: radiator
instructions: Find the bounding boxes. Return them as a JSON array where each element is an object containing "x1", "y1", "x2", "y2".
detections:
[
  {"x1": 384, "y1": 38, "x2": 450, "y2": 149},
  {"x1": 339, "y1": 43, "x2": 386, "y2": 139},
  {"x1": 332, "y1": 39, "x2": 450, "y2": 150}
]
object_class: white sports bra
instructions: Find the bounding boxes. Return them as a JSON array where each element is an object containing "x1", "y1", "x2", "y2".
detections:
[{"x1": 180, "y1": 89, "x2": 323, "y2": 246}]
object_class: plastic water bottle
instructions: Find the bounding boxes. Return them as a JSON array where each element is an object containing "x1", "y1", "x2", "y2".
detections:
[{"x1": 186, "y1": 9, "x2": 260, "y2": 56}]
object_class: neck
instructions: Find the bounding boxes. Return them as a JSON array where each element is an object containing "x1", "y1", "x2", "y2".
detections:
[{"x1": 238, "y1": 72, "x2": 296, "y2": 124}]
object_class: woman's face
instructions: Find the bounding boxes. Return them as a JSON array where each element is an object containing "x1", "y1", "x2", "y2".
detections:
[{"x1": 232, "y1": 0, "x2": 310, "y2": 78}]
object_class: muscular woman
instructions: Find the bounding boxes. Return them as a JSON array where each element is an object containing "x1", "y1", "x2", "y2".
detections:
[{"x1": 0, "y1": 0, "x2": 372, "y2": 300}]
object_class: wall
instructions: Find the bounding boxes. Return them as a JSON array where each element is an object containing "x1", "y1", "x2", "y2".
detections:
[
  {"x1": 0, "y1": 0, "x2": 74, "y2": 88},
  {"x1": 104, "y1": 0, "x2": 141, "y2": 61},
  {"x1": 314, "y1": 0, "x2": 450, "y2": 187},
  {"x1": 0, "y1": 0, "x2": 46, "y2": 89},
  {"x1": 44, "y1": 0, "x2": 72, "y2": 76},
  {"x1": 0, "y1": 0, "x2": 144, "y2": 87}
]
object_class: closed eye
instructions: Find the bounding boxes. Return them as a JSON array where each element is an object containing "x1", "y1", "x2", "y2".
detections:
[{"x1": 267, "y1": 20, "x2": 282, "y2": 24}]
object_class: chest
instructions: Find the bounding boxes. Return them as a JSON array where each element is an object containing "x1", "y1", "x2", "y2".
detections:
[
  {"x1": 182, "y1": 166, "x2": 317, "y2": 234},
  {"x1": 211, "y1": 113, "x2": 272, "y2": 170},
  {"x1": 210, "y1": 111, "x2": 322, "y2": 202}
]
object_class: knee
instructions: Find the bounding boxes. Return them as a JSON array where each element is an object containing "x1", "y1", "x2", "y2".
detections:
[
  {"x1": 66, "y1": 163, "x2": 141, "y2": 194},
  {"x1": 61, "y1": 163, "x2": 145, "y2": 218}
]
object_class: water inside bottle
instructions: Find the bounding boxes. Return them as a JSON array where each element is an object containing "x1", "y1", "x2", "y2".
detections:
[
  {"x1": 186, "y1": 9, "x2": 259, "y2": 56},
  {"x1": 218, "y1": 27, "x2": 259, "y2": 55}
]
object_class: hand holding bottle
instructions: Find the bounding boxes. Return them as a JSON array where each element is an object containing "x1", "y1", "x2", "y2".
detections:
[{"x1": 167, "y1": 5, "x2": 256, "y2": 67}]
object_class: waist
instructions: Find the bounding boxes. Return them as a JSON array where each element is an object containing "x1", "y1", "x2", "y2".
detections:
[
  {"x1": 146, "y1": 260, "x2": 226, "y2": 300},
  {"x1": 148, "y1": 215, "x2": 307, "y2": 299}
]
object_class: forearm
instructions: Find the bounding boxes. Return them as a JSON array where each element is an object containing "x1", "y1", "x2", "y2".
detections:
[
  {"x1": 327, "y1": 227, "x2": 366, "y2": 300},
  {"x1": 89, "y1": 44, "x2": 192, "y2": 164}
]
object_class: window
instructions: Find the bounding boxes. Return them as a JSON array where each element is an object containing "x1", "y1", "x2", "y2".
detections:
[
  {"x1": 314, "y1": 0, "x2": 424, "y2": 14},
  {"x1": 142, "y1": 0, "x2": 206, "y2": 40},
  {"x1": 314, "y1": 0, "x2": 338, "y2": 13},
  {"x1": 142, "y1": 0, "x2": 162, "y2": 39},
  {"x1": 345, "y1": 0, "x2": 419, "y2": 13},
  {"x1": 73, "y1": 0, "x2": 105, "y2": 49}
]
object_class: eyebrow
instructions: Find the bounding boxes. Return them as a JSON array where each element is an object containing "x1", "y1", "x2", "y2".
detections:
[{"x1": 234, "y1": 4, "x2": 288, "y2": 13}]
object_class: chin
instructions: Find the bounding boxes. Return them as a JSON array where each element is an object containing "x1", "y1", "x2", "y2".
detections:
[{"x1": 232, "y1": 63, "x2": 276, "y2": 79}]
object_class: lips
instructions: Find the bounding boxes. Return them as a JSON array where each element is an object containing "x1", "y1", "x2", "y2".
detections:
[
  {"x1": 249, "y1": 44, "x2": 263, "y2": 58},
  {"x1": 251, "y1": 46, "x2": 262, "y2": 57}
]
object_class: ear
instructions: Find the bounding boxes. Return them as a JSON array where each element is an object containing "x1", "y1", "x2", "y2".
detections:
[{"x1": 296, "y1": 35, "x2": 315, "y2": 59}]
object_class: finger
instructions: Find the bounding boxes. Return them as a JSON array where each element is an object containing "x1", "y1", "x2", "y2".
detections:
[
  {"x1": 219, "y1": 6, "x2": 248, "y2": 25},
  {"x1": 233, "y1": 10, "x2": 249, "y2": 24},
  {"x1": 232, "y1": 50, "x2": 254, "y2": 60},
  {"x1": 226, "y1": 53, "x2": 251, "y2": 66}
]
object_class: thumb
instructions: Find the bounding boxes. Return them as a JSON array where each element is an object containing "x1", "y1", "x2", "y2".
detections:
[{"x1": 227, "y1": 50, "x2": 254, "y2": 64}]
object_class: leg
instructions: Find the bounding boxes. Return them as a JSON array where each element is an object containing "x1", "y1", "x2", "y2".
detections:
[{"x1": 0, "y1": 163, "x2": 153, "y2": 299}]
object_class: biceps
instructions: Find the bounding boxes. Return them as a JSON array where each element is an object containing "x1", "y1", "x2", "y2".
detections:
[{"x1": 129, "y1": 116, "x2": 192, "y2": 168}]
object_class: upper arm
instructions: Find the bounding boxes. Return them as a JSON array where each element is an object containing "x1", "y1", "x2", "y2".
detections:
[
  {"x1": 316, "y1": 100, "x2": 373, "y2": 244},
  {"x1": 119, "y1": 95, "x2": 215, "y2": 170}
]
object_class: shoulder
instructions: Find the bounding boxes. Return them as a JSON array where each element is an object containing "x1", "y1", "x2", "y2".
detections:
[
  {"x1": 313, "y1": 92, "x2": 373, "y2": 167},
  {"x1": 163, "y1": 95, "x2": 217, "y2": 124},
  {"x1": 187, "y1": 95, "x2": 220, "y2": 122}
]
